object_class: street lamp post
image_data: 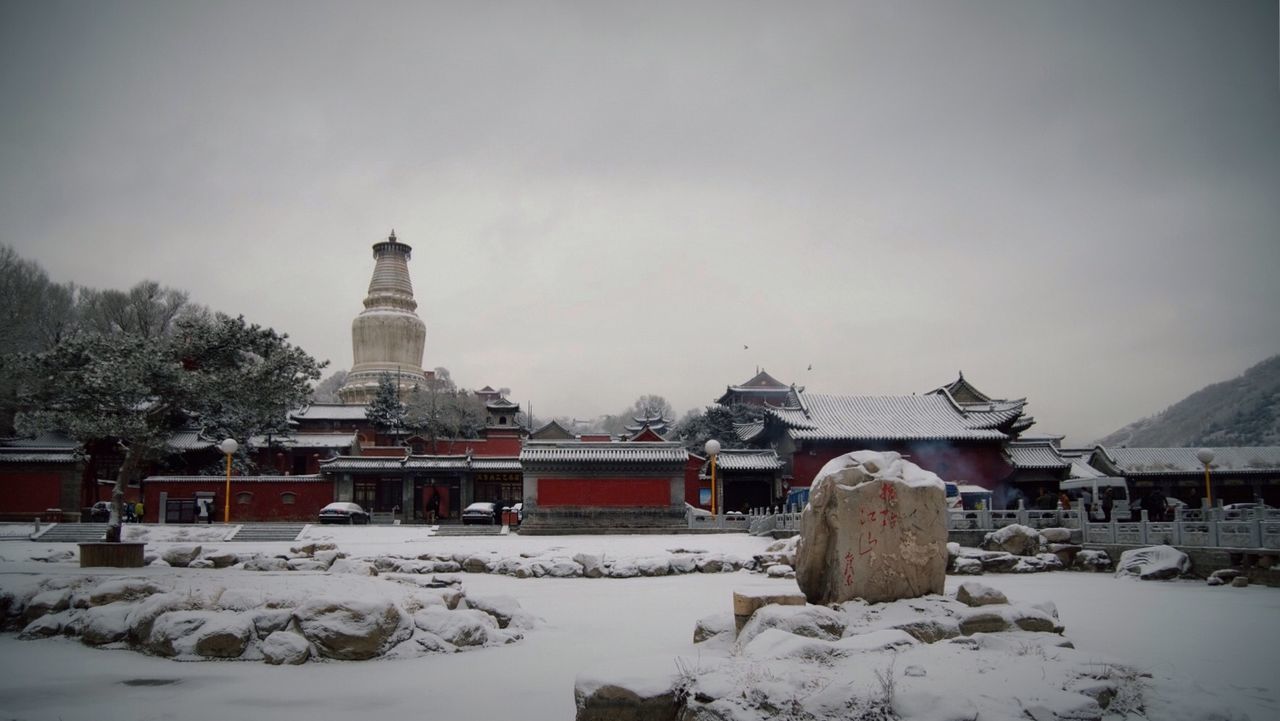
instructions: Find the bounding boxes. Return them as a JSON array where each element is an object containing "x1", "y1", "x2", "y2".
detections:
[
  {"x1": 219, "y1": 438, "x2": 239, "y2": 523},
  {"x1": 1196, "y1": 448, "x2": 1215, "y2": 508},
  {"x1": 705, "y1": 439, "x2": 721, "y2": 516}
]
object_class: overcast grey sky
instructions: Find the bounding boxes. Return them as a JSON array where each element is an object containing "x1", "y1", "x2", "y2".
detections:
[{"x1": 2, "y1": 1, "x2": 1277, "y2": 444}]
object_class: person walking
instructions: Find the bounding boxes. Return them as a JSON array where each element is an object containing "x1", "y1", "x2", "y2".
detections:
[
  {"x1": 135, "y1": 500, "x2": 144, "y2": 523},
  {"x1": 1145, "y1": 488, "x2": 1167, "y2": 522},
  {"x1": 1101, "y1": 488, "x2": 1114, "y2": 522},
  {"x1": 426, "y1": 489, "x2": 440, "y2": 524}
]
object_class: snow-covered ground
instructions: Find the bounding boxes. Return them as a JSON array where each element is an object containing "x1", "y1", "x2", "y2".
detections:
[{"x1": 0, "y1": 528, "x2": 1276, "y2": 720}]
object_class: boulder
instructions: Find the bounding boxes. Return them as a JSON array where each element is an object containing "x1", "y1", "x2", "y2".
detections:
[
  {"x1": 463, "y1": 594, "x2": 523, "y2": 629},
  {"x1": 982, "y1": 524, "x2": 1042, "y2": 556},
  {"x1": 955, "y1": 582, "x2": 1007, "y2": 607},
  {"x1": 636, "y1": 557, "x2": 671, "y2": 577},
  {"x1": 957, "y1": 609, "x2": 1011, "y2": 635},
  {"x1": 261, "y1": 630, "x2": 311, "y2": 665},
  {"x1": 287, "y1": 558, "x2": 330, "y2": 572},
  {"x1": 1073, "y1": 549, "x2": 1112, "y2": 572},
  {"x1": 1115, "y1": 546, "x2": 1190, "y2": 580},
  {"x1": 736, "y1": 604, "x2": 846, "y2": 645},
  {"x1": 1231, "y1": 576, "x2": 1250, "y2": 588},
  {"x1": 795, "y1": 451, "x2": 948, "y2": 605},
  {"x1": 575, "y1": 659, "x2": 682, "y2": 721},
  {"x1": 731, "y1": 590, "x2": 806, "y2": 634},
  {"x1": 24, "y1": 588, "x2": 72, "y2": 621},
  {"x1": 145, "y1": 611, "x2": 215, "y2": 657},
  {"x1": 573, "y1": 553, "x2": 605, "y2": 578},
  {"x1": 952, "y1": 558, "x2": 984, "y2": 575},
  {"x1": 978, "y1": 553, "x2": 1020, "y2": 573},
  {"x1": 125, "y1": 593, "x2": 195, "y2": 643},
  {"x1": 1209, "y1": 568, "x2": 1242, "y2": 583},
  {"x1": 1040, "y1": 527, "x2": 1073, "y2": 543},
  {"x1": 294, "y1": 598, "x2": 411, "y2": 660},
  {"x1": 77, "y1": 579, "x2": 161, "y2": 608},
  {"x1": 19, "y1": 610, "x2": 72, "y2": 639},
  {"x1": 668, "y1": 555, "x2": 697, "y2": 574},
  {"x1": 188, "y1": 559, "x2": 215, "y2": 569},
  {"x1": 80, "y1": 602, "x2": 135, "y2": 645},
  {"x1": 766, "y1": 564, "x2": 795, "y2": 578},
  {"x1": 161, "y1": 545, "x2": 202, "y2": 567},
  {"x1": 413, "y1": 608, "x2": 499, "y2": 647},
  {"x1": 692, "y1": 613, "x2": 734, "y2": 643},
  {"x1": 462, "y1": 554, "x2": 492, "y2": 573},
  {"x1": 192, "y1": 614, "x2": 253, "y2": 658},
  {"x1": 242, "y1": 555, "x2": 288, "y2": 572},
  {"x1": 329, "y1": 558, "x2": 377, "y2": 576}
]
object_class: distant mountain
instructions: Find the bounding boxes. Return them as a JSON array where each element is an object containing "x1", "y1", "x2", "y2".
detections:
[{"x1": 1096, "y1": 355, "x2": 1280, "y2": 448}]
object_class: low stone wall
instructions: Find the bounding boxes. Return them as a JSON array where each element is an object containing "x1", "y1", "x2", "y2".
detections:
[{"x1": 519, "y1": 507, "x2": 688, "y2": 535}]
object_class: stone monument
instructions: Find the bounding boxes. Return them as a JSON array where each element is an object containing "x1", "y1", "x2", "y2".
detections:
[
  {"x1": 337, "y1": 230, "x2": 429, "y2": 404},
  {"x1": 795, "y1": 450, "x2": 948, "y2": 604}
]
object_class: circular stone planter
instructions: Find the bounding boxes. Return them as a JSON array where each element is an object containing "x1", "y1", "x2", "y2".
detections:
[{"x1": 79, "y1": 542, "x2": 146, "y2": 568}]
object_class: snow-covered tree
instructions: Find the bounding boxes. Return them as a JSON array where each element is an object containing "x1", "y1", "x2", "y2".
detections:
[
  {"x1": 365, "y1": 373, "x2": 407, "y2": 442},
  {"x1": 672, "y1": 404, "x2": 765, "y2": 454},
  {"x1": 16, "y1": 313, "x2": 324, "y2": 541},
  {"x1": 404, "y1": 368, "x2": 487, "y2": 450},
  {"x1": 310, "y1": 369, "x2": 349, "y2": 403}
]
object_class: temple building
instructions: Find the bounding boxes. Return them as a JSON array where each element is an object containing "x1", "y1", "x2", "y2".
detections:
[
  {"x1": 732, "y1": 372, "x2": 1033, "y2": 495},
  {"x1": 337, "y1": 231, "x2": 431, "y2": 404}
]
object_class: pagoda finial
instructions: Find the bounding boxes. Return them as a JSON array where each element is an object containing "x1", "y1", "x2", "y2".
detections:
[{"x1": 389, "y1": 229, "x2": 397, "y2": 242}]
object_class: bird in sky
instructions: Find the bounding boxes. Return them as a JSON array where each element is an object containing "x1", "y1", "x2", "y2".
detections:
[
  {"x1": 743, "y1": 344, "x2": 749, "y2": 350},
  {"x1": 807, "y1": 364, "x2": 813, "y2": 371}
]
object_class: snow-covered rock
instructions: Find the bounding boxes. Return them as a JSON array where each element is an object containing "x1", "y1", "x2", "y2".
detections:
[
  {"x1": 692, "y1": 612, "x2": 734, "y2": 643},
  {"x1": 161, "y1": 544, "x2": 202, "y2": 567},
  {"x1": 329, "y1": 558, "x2": 378, "y2": 576},
  {"x1": 737, "y1": 603, "x2": 846, "y2": 646},
  {"x1": 261, "y1": 630, "x2": 310, "y2": 665},
  {"x1": 1040, "y1": 527, "x2": 1073, "y2": 543},
  {"x1": 982, "y1": 524, "x2": 1043, "y2": 556},
  {"x1": 1115, "y1": 546, "x2": 1191, "y2": 580},
  {"x1": 766, "y1": 563, "x2": 795, "y2": 578},
  {"x1": 412, "y1": 608, "x2": 500, "y2": 647},
  {"x1": 797, "y1": 450, "x2": 948, "y2": 605},
  {"x1": 80, "y1": 602, "x2": 135, "y2": 645},
  {"x1": 293, "y1": 597, "x2": 411, "y2": 660},
  {"x1": 574, "y1": 656, "x2": 684, "y2": 721},
  {"x1": 76, "y1": 579, "x2": 161, "y2": 608},
  {"x1": 25, "y1": 588, "x2": 72, "y2": 621},
  {"x1": 1073, "y1": 549, "x2": 1112, "y2": 572},
  {"x1": 573, "y1": 553, "x2": 605, "y2": 578},
  {"x1": 463, "y1": 594, "x2": 524, "y2": 629},
  {"x1": 242, "y1": 555, "x2": 288, "y2": 572},
  {"x1": 952, "y1": 557, "x2": 984, "y2": 575},
  {"x1": 956, "y1": 582, "x2": 1007, "y2": 607}
]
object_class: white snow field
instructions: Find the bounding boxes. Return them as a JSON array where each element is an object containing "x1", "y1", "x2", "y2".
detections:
[{"x1": 0, "y1": 527, "x2": 1276, "y2": 721}]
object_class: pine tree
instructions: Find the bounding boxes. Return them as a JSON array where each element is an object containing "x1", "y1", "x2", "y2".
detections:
[
  {"x1": 16, "y1": 313, "x2": 323, "y2": 541},
  {"x1": 365, "y1": 373, "x2": 407, "y2": 443}
]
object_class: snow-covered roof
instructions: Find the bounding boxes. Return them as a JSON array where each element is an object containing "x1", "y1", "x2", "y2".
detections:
[
  {"x1": 762, "y1": 392, "x2": 1022, "y2": 441},
  {"x1": 707, "y1": 449, "x2": 782, "y2": 472},
  {"x1": 1003, "y1": 441, "x2": 1069, "y2": 470},
  {"x1": 0, "y1": 433, "x2": 81, "y2": 463},
  {"x1": 167, "y1": 430, "x2": 215, "y2": 451},
  {"x1": 290, "y1": 404, "x2": 368, "y2": 421},
  {"x1": 469, "y1": 457, "x2": 522, "y2": 471},
  {"x1": 733, "y1": 421, "x2": 765, "y2": 442},
  {"x1": 0, "y1": 451, "x2": 79, "y2": 463},
  {"x1": 1096, "y1": 447, "x2": 1280, "y2": 475},
  {"x1": 520, "y1": 442, "x2": 688, "y2": 465},
  {"x1": 277, "y1": 433, "x2": 359, "y2": 449},
  {"x1": 143, "y1": 475, "x2": 327, "y2": 483}
]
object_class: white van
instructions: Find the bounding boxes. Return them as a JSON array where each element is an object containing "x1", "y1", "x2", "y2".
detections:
[{"x1": 1060, "y1": 477, "x2": 1130, "y2": 521}]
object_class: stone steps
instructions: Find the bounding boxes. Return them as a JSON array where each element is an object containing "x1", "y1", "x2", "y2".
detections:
[
  {"x1": 228, "y1": 524, "x2": 306, "y2": 542},
  {"x1": 435, "y1": 525, "x2": 504, "y2": 535},
  {"x1": 32, "y1": 524, "x2": 110, "y2": 543}
]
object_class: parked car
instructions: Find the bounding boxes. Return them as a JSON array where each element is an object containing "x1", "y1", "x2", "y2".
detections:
[
  {"x1": 89, "y1": 501, "x2": 111, "y2": 522},
  {"x1": 462, "y1": 501, "x2": 497, "y2": 525},
  {"x1": 318, "y1": 502, "x2": 370, "y2": 525}
]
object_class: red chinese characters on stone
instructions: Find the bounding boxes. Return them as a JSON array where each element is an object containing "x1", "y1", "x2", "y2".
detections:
[{"x1": 842, "y1": 551, "x2": 855, "y2": 586}]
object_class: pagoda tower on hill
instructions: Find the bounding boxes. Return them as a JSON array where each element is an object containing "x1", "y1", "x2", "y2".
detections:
[{"x1": 337, "y1": 230, "x2": 430, "y2": 404}]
